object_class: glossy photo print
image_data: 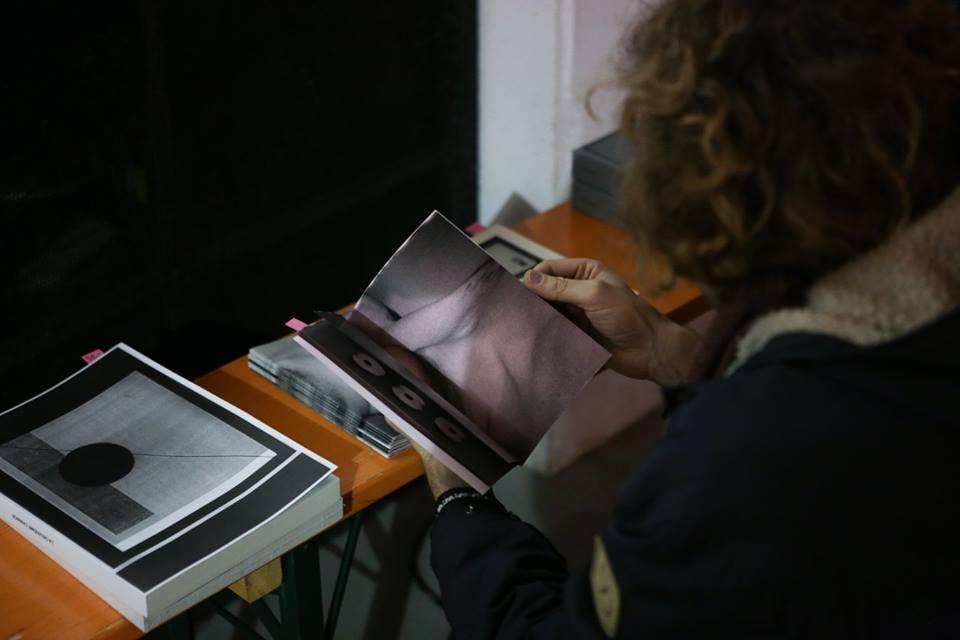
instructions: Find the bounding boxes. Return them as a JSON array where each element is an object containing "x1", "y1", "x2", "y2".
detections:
[{"x1": 349, "y1": 211, "x2": 610, "y2": 461}]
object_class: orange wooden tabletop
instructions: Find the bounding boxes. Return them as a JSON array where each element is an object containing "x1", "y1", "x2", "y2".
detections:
[
  {"x1": 194, "y1": 357, "x2": 425, "y2": 519},
  {"x1": 0, "y1": 203, "x2": 703, "y2": 640}
]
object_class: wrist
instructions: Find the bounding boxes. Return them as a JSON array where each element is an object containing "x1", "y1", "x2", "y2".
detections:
[
  {"x1": 434, "y1": 487, "x2": 506, "y2": 517},
  {"x1": 426, "y1": 475, "x2": 471, "y2": 499},
  {"x1": 422, "y1": 458, "x2": 471, "y2": 498},
  {"x1": 648, "y1": 319, "x2": 702, "y2": 386}
]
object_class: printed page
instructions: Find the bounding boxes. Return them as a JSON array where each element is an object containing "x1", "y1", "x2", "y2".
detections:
[
  {"x1": 349, "y1": 211, "x2": 610, "y2": 461},
  {"x1": 0, "y1": 344, "x2": 336, "y2": 563}
]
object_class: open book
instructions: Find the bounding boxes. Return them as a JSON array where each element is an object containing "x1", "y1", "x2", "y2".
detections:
[{"x1": 295, "y1": 212, "x2": 610, "y2": 491}]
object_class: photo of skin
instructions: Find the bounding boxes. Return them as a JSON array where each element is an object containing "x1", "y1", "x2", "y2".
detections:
[{"x1": 349, "y1": 212, "x2": 610, "y2": 461}]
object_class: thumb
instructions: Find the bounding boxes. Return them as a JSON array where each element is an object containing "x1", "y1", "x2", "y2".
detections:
[{"x1": 524, "y1": 269, "x2": 601, "y2": 307}]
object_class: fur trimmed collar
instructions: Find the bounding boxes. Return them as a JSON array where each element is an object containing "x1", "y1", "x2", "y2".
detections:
[{"x1": 729, "y1": 187, "x2": 960, "y2": 373}]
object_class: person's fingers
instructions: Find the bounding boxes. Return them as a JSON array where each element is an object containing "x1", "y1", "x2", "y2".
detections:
[
  {"x1": 531, "y1": 258, "x2": 603, "y2": 279},
  {"x1": 523, "y1": 270, "x2": 608, "y2": 307},
  {"x1": 531, "y1": 258, "x2": 629, "y2": 289}
]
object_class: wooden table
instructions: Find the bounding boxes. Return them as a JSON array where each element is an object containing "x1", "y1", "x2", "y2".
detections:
[{"x1": 0, "y1": 202, "x2": 703, "y2": 640}]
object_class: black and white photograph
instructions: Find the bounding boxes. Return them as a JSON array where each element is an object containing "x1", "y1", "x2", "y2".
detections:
[
  {"x1": 477, "y1": 237, "x2": 541, "y2": 277},
  {"x1": 0, "y1": 370, "x2": 275, "y2": 551},
  {"x1": 0, "y1": 345, "x2": 336, "y2": 567},
  {"x1": 349, "y1": 211, "x2": 610, "y2": 460},
  {"x1": 472, "y1": 223, "x2": 566, "y2": 278}
]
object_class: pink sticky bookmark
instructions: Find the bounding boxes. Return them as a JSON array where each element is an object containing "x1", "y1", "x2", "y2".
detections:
[
  {"x1": 285, "y1": 317, "x2": 308, "y2": 332},
  {"x1": 465, "y1": 222, "x2": 487, "y2": 236},
  {"x1": 81, "y1": 349, "x2": 105, "y2": 364}
]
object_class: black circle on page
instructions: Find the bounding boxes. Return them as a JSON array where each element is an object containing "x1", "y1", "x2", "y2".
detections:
[
  {"x1": 59, "y1": 442, "x2": 135, "y2": 487},
  {"x1": 392, "y1": 385, "x2": 426, "y2": 411},
  {"x1": 353, "y1": 351, "x2": 386, "y2": 376},
  {"x1": 434, "y1": 417, "x2": 467, "y2": 442}
]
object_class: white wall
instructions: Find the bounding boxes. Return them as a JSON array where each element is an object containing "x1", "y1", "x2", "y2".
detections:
[{"x1": 478, "y1": 0, "x2": 641, "y2": 224}]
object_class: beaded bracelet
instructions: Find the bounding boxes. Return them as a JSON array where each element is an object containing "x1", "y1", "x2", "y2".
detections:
[
  {"x1": 434, "y1": 487, "x2": 505, "y2": 516},
  {"x1": 435, "y1": 488, "x2": 481, "y2": 516}
]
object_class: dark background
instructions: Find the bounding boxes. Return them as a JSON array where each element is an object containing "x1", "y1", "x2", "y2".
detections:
[{"x1": 0, "y1": 0, "x2": 478, "y2": 408}]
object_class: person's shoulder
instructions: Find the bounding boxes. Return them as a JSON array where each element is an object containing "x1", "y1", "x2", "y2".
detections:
[
  {"x1": 667, "y1": 358, "x2": 835, "y2": 446},
  {"x1": 673, "y1": 310, "x2": 959, "y2": 443},
  {"x1": 621, "y1": 351, "x2": 872, "y2": 520},
  {"x1": 639, "y1": 331, "x2": 946, "y2": 527}
]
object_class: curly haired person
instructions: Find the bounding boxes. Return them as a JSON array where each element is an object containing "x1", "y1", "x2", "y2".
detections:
[{"x1": 416, "y1": 2, "x2": 960, "y2": 638}]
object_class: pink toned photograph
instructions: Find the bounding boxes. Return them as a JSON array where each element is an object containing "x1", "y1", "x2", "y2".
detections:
[{"x1": 349, "y1": 211, "x2": 610, "y2": 461}]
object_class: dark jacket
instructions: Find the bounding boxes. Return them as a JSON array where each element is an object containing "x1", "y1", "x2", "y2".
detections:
[{"x1": 430, "y1": 305, "x2": 960, "y2": 639}]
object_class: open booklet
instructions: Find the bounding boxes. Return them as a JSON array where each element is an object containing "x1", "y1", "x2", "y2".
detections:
[{"x1": 294, "y1": 211, "x2": 610, "y2": 492}]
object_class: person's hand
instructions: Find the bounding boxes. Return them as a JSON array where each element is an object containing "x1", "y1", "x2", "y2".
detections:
[
  {"x1": 384, "y1": 345, "x2": 472, "y2": 498},
  {"x1": 523, "y1": 258, "x2": 701, "y2": 386}
]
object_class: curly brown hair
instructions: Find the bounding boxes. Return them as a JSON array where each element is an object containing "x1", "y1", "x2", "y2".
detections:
[{"x1": 618, "y1": 0, "x2": 960, "y2": 308}]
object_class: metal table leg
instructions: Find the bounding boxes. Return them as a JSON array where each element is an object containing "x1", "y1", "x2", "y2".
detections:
[
  {"x1": 213, "y1": 509, "x2": 367, "y2": 640},
  {"x1": 280, "y1": 539, "x2": 324, "y2": 640},
  {"x1": 323, "y1": 509, "x2": 365, "y2": 640},
  {"x1": 211, "y1": 595, "x2": 267, "y2": 640}
]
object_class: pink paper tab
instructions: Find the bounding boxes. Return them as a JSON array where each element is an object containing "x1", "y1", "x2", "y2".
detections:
[
  {"x1": 465, "y1": 222, "x2": 487, "y2": 236},
  {"x1": 81, "y1": 349, "x2": 105, "y2": 364},
  {"x1": 285, "y1": 317, "x2": 308, "y2": 332}
]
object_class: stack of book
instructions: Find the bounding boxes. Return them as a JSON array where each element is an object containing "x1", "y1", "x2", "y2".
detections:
[
  {"x1": 249, "y1": 333, "x2": 410, "y2": 456},
  {"x1": 0, "y1": 344, "x2": 342, "y2": 631},
  {"x1": 571, "y1": 130, "x2": 630, "y2": 226}
]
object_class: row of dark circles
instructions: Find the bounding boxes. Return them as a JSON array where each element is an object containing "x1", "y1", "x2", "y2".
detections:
[{"x1": 352, "y1": 351, "x2": 467, "y2": 443}]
